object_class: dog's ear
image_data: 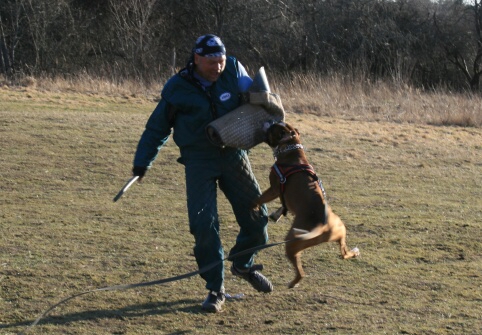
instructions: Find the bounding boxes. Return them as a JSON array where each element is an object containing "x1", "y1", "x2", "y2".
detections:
[{"x1": 285, "y1": 123, "x2": 300, "y2": 137}]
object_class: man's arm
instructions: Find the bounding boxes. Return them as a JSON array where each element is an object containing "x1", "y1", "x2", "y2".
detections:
[
  {"x1": 133, "y1": 99, "x2": 172, "y2": 178},
  {"x1": 237, "y1": 61, "x2": 253, "y2": 92}
]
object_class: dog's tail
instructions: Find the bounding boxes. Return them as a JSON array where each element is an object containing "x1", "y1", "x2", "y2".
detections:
[
  {"x1": 292, "y1": 224, "x2": 329, "y2": 241},
  {"x1": 292, "y1": 201, "x2": 330, "y2": 240}
]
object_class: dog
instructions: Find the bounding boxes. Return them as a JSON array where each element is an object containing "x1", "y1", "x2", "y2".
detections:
[{"x1": 254, "y1": 121, "x2": 359, "y2": 288}]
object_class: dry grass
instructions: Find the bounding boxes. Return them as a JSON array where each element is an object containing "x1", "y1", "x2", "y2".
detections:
[
  {"x1": 273, "y1": 73, "x2": 482, "y2": 127},
  {"x1": 0, "y1": 79, "x2": 481, "y2": 335},
  {"x1": 2, "y1": 72, "x2": 480, "y2": 127}
]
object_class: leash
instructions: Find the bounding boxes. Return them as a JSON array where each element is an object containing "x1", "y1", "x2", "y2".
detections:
[{"x1": 20, "y1": 237, "x2": 296, "y2": 334}]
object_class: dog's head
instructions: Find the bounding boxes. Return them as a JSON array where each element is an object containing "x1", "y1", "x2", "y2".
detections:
[{"x1": 263, "y1": 121, "x2": 300, "y2": 148}]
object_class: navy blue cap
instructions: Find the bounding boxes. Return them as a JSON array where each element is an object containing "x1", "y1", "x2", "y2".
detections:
[{"x1": 193, "y1": 34, "x2": 226, "y2": 57}]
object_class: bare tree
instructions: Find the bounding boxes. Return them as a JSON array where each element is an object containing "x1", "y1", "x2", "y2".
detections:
[
  {"x1": 434, "y1": 0, "x2": 482, "y2": 91},
  {"x1": 0, "y1": 0, "x2": 23, "y2": 75},
  {"x1": 0, "y1": 0, "x2": 480, "y2": 91},
  {"x1": 108, "y1": 0, "x2": 158, "y2": 77}
]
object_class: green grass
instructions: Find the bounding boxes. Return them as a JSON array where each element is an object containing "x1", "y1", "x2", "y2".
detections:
[{"x1": 1, "y1": 87, "x2": 481, "y2": 334}]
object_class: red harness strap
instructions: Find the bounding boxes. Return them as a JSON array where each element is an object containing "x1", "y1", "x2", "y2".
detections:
[{"x1": 271, "y1": 163, "x2": 326, "y2": 216}]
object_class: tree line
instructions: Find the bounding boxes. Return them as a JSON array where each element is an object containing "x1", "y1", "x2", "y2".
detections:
[{"x1": 1, "y1": 0, "x2": 481, "y2": 92}]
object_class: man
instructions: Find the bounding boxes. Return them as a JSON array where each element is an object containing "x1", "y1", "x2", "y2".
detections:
[{"x1": 132, "y1": 34, "x2": 275, "y2": 313}]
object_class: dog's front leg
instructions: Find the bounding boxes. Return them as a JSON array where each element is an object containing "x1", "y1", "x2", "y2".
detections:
[
  {"x1": 254, "y1": 186, "x2": 279, "y2": 208},
  {"x1": 254, "y1": 186, "x2": 284, "y2": 222},
  {"x1": 257, "y1": 172, "x2": 281, "y2": 204}
]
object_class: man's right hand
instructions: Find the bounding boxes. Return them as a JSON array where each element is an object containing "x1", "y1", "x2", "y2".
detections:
[{"x1": 132, "y1": 166, "x2": 147, "y2": 180}]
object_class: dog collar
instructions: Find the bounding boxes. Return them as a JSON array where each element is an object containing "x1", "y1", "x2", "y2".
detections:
[{"x1": 274, "y1": 144, "x2": 304, "y2": 158}]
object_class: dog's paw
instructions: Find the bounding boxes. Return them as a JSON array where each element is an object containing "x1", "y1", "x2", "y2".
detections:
[
  {"x1": 251, "y1": 203, "x2": 261, "y2": 212},
  {"x1": 268, "y1": 207, "x2": 284, "y2": 222},
  {"x1": 351, "y1": 247, "x2": 360, "y2": 257},
  {"x1": 288, "y1": 282, "x2": 299, "y2": 289}
]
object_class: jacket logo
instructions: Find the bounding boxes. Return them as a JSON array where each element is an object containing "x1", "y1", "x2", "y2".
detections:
[{"x1": 220, "y1": 92, "x2": 231, "y2": 101}]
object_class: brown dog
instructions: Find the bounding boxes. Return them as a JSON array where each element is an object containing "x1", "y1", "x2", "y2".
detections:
[{"x1": 254, "y1": 122, "x2": 359, "y2": 288}]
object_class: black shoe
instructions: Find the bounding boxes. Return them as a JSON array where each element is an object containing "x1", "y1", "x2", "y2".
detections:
[
  {"x1": 201, "y1": 290, "x2": 225, "y2": 313},
  {"x1": 231, "y1": 264, "x2": 273, "y2": 293}
]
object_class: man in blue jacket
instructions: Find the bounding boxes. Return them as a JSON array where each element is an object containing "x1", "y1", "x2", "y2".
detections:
[{"x1": 132, "y1": 34, "x2": 274, "y2": 312}]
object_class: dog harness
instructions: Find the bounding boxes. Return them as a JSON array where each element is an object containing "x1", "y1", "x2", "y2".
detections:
[{"x1": 272, "y1": 163, "x2": 327, "y2": 216}]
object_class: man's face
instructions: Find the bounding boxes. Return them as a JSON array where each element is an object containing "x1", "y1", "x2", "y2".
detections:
[{"x1": 194, "y1": 54, "x2": 226, "y2": 82}]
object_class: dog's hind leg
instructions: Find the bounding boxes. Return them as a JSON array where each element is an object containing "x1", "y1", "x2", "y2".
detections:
[
  {"x1": 338, "y1": 230, "x2": 360, "y2": 259},
  {"x1": 285, "y1": 230, "x2": 306, "y2": 288},
  {"x1": 286, "y1": 248, "x2": 305, "y2": 288},
  {"x1": 339, "y1": 241, "x2": 360, "y2": 259},
  {"x1": 325, "y1": 215, "x2": 359, "y2": 259}
]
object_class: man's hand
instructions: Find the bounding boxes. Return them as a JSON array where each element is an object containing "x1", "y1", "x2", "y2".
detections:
[{"x1": 132, "y1": 166, "x2": 147, "y2": 181}]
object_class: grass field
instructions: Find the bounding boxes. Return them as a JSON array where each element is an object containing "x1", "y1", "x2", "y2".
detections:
[{"x1": 1, "y1": 85, "x2": 481, "y2": 335}]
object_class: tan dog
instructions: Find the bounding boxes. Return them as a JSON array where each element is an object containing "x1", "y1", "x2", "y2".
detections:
[{"x1": 255, "y1": 122, "x2": 359, "y2": 288}]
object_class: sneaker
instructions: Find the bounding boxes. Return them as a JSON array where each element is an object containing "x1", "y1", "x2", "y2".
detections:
[
  {"x1": 201, "y1": 290, "x2": 225, "y2": 313},
  {"x1": 231, "y1": 264, "x2": 273, "y2": 293}
]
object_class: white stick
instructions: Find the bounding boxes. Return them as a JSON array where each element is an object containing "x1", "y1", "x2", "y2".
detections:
[{"x1": 113, "y1": 176, "x2": 139, "y2": 202}]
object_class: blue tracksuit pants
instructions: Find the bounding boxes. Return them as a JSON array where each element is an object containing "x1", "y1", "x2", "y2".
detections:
[{"x1": 183, "y1": 149, "x2": 268, "y2": 292}]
